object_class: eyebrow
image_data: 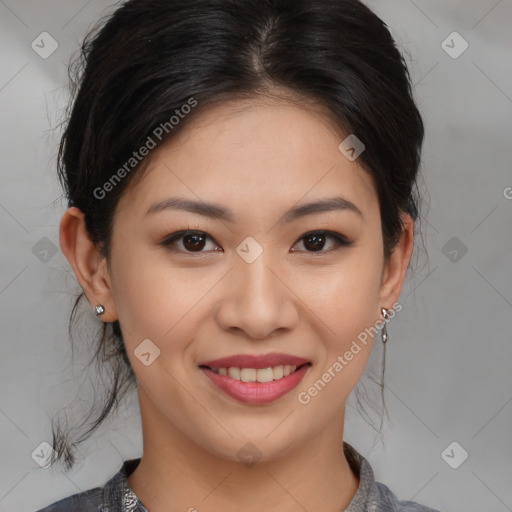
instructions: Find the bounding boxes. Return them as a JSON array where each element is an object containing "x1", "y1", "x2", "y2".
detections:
[{"x1": 145, "y1": 195, "x2": 364, "y2": 223}]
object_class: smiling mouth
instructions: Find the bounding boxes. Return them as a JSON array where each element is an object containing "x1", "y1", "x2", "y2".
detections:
[{"x1": 199, "y1": 362, "x2": 312, "y2": 383}]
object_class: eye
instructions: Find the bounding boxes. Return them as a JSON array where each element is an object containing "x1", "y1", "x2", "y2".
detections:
[
  {"x1": 159, "y1": 229, "x2": 352, "y2": 254},
  {"x1": 159, "y1": 230, "x2": 220, "y2": 253},
  {"x1": 291, "y1": 230, "x2": 352, "y2": 253}
]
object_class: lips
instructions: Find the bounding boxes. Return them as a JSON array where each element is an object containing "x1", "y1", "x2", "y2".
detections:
[
  {"x1": 199, "y1": 363, "x2": 311, "y2": 404},
  {"x1": 198, "y1": 352, "x2": 311, "y2": 370}
]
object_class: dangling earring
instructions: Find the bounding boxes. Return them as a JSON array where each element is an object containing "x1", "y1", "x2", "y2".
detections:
[
  {"x1": 94, "y1": 304, "x2": 105, "y2": 316},
  {"x1": 381, "y1": 307, "x2": 390, "y2": 344}
]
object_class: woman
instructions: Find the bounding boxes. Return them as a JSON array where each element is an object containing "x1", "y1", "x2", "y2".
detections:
[{"x1": 36, "y1": 0, "x2": 441, "y2": 510}]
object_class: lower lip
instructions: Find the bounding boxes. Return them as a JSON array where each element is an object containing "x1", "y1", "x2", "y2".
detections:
[{"x1": 199, "y1": 364, "x2": 311, "y2": 404}]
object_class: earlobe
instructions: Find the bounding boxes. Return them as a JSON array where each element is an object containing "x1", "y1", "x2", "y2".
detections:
[
  {"x1": 59, "y1": 207, "x2": 118, "y2": 322},
  {"x1": 379, "y1": 212, "x2": 414, "y2": 310}
]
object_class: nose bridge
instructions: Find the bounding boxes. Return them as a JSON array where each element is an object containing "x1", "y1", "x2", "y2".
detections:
[
  {"x1": 236, "y1": 243, "x2": 283, "y2": 311},
  {"x1": 238, "y1": 246, "x2": 280, "y2": 300},
  {"x1": 217, "y1": 239, "x2": 299, "y2": 338}
]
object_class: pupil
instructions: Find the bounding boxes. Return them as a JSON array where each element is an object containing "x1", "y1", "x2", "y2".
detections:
[
  {"x1": 184, "y1": 233, "x2": 205, "y2": 251},
  {"x1": 305, "y1": 233, "x2": 325, "y2": 251}
]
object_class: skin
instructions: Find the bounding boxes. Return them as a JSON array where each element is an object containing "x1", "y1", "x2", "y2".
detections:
[{"x1": 59, "y1": 94, "x2": 413, "y2": 512}]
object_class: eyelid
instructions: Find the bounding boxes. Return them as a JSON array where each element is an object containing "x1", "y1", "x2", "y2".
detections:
[
  {"x1": 158, "y1": 229, "x2": 353, "y2": 254},
  {"x1": 291, "y1": 230, "x2": 353, "y2": 254}
]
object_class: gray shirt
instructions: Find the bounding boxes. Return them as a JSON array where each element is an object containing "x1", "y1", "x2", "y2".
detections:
[{"x1": 34, "y1": 442, "x2": 442, "y2": 511}]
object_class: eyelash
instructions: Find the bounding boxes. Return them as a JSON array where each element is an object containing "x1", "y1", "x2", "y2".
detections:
[{"x1": 159, "y1": 229, "x2": 352, "y2": 255}]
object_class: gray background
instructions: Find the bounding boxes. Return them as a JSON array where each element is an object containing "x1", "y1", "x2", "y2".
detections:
[{"x1": 1, "y1": 1, "x2": 511, "y2": 511}]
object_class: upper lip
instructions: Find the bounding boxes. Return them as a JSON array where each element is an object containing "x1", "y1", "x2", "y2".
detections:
[{"x1": 199, "y1": 352, "x2": 311, "y2": 369}]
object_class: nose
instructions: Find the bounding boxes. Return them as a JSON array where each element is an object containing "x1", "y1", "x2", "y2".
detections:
[{"x1": 214, "y1": 251, "x2": 300, "y2": 340}]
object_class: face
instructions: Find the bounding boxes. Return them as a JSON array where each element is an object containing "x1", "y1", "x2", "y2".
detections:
[{"x1": 64, "y1": 95, "x2": 412, "y2": 464}]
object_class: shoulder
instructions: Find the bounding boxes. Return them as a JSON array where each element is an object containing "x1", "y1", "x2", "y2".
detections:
[
  {"x1": 372, "y1": 480, "x2": 442, "y2": 512},
  {"x1": 33, "y1": 458, "x2": 142, "y2": 512},
  {"x1": 343, "y1": 441, "x2": 441, "y2": 512},
  {"x1": 33, "y1": 486, "x2": 104, "y2": 512}
]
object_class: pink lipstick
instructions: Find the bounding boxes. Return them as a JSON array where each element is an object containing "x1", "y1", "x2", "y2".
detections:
[{"x1": 198, "y1": 352, "x2": 312, "y2": 404}]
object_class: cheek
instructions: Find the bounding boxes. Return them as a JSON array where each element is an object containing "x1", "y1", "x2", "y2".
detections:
[
  {"x1": 109, "y1": 249, "x2": 204, "y2": 408},
  {"x1": 294, "y1": 264, "x2": 381, "y2": 413},
  {"x1": 296, "y1": 248, "x2": 383, "y2": 389},
  {"x1": 109, "y1": 245, "x2": 191, "y2": 347},
  {"x1": 303, "y1": 251, "x2": 383, "y2": 335},
  {"x1": 109, "y1": 244, "x2": 228, "y2": 374}
]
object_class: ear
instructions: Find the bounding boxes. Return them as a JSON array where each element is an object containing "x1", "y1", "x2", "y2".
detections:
[
  {"x1": 379, "y1": 211, "x2": 414, "y2": 311},
  {"x1": 59, "y1": 207, "x2": 118, "y2": 322}
]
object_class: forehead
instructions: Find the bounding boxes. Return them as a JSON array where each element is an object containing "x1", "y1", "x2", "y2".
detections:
[{"x1": 117, "y1": 96, "x2": 378, "y2": 223}]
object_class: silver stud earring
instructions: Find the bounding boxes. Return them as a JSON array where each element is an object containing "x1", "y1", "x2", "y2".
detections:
[
  {"x1": 94, "y1": 304, "x2": 105, "y2": 316},
  {"x1": 381, "y1": 307, "x2": 390, "y2": 344}
]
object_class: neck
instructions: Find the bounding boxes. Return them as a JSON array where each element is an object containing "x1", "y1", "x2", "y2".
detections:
[{"x1": 127, "y1": 388, "x2": 359, "y2": 512}]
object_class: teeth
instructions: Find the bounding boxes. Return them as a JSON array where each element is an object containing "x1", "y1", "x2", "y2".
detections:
[{"x1": 212, "y1": 365, "x2": 298, "y2": 382}]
